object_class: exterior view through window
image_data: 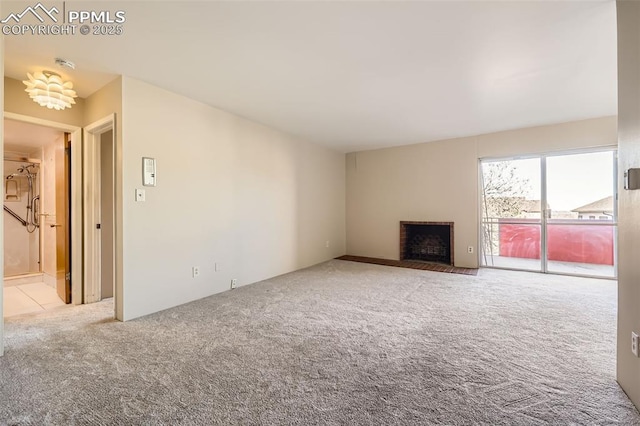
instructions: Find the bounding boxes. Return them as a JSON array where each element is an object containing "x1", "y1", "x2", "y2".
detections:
[{"x1": 480, "y1": 150, "x2": 617, "y2": 278}]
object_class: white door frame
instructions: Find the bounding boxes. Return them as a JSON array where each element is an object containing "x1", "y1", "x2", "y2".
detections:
[
  {"x1": 4, "y1": 112, "x2": 83, "y2": 304},
  {"x1": 83, "y1": 114, "x2": 115, "y2": 304}
]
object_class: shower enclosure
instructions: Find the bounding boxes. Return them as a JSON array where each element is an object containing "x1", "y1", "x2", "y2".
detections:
[{"x1": 4, "y1": 159, "x2": 41, "y2": 276}]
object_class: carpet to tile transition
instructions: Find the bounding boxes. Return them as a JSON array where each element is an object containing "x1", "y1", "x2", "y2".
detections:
[{"x1": 0, "y1": 260, "x2": 638, "y2": 425}]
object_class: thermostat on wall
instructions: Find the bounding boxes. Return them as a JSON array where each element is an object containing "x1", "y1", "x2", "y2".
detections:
[{"x1": 143, "y1": 157, "x2": 156, "y2": 186}]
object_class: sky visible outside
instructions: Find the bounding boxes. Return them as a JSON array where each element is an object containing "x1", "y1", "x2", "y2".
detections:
[
  {"x1": 484, "y1": 150, "x2": 615, "y2": 213},
  {"x1": 547, "y1": 151, "x2": 614, "y2": 212}
]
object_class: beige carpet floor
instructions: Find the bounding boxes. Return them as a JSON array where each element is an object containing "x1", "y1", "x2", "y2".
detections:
[{"x1": 1, "y1": 260, "x2": 638, "y2": 425}]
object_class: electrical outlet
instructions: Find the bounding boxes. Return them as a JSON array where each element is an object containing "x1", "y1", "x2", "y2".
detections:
[
  {"x1": 632, "y1": 332, "x2": 639, "y2": 357},
  {"x1": 215, "y1": 262, "x2": 220, "y2": 272},
  {"x1": 231, "y1": 279, "x2": 237, "y2": 289},
  {"x1": 192, "y1": 266, "x2": 200, "y2": 278},
  {"x1": 467, "y1": 246, "x2": 474, "y2": 254}
]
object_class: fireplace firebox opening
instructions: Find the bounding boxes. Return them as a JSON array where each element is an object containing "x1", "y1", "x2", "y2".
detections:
[{"x1": 400, "y1": 221, "x2": 454, "y2": 265}]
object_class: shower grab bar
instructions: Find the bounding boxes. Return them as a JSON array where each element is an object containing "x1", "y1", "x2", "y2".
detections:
[
  {"x1": 32, "y1": 195, "x2": 40, "y2": 226},
  {"x1": 3, "y1": 205, "x2": 27, "y2": 227}
]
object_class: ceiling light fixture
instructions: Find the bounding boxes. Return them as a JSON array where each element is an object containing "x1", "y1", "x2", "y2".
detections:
[{"x1": 23, "y1": 70, "x2": 77, "y2": 111}]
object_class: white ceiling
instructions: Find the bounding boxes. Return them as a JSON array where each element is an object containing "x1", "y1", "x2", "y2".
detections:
[{"x1": 3, "y1": 1, "x2": 617, "y2": 152}]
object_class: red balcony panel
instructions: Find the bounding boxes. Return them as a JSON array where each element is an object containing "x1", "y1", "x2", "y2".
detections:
[
  {"x1": 498, "y1": 221, "x2": 614, "y2": 265},
  {"x1": 498, "y1": 223, "x2": 541, "y2": 260}
]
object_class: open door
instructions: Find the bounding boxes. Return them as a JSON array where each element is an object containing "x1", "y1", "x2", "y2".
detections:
[
  {"x1": 55, "y1": 133, "x2": 71, "y2": 303},
  {"x1": 100, "y1": 130, "x2": 114, "y2": 299},
  {"x1": 83, "y1": 115, "x2": 115, "y2": 304}
]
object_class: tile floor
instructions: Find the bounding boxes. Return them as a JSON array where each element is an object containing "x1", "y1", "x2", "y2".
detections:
[{"x1": 3, "y1": 282, "x2": 66, "y2": 318}]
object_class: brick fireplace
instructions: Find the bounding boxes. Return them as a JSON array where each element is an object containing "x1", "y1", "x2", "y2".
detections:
[{"x1": 400, "y1": 221, "x2": 454, "y2": 265}]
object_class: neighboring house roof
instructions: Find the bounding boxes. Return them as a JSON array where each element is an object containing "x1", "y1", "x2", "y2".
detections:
[
  {"x1": 522, "y1": 199, "x2": 542, "y2": 213},
  {"x1": 572, "y1": 195, "x2": 614, "y2": 213}
]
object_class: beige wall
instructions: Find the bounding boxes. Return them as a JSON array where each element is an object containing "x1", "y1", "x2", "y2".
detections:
[
  {"x1": 3, "y1": 72, "x2": 345, "y2": 323},
  {"x1": 120, "y1": 77, "x2": 345, "y2": 320},
  {"x1": 346, "y1": 117, "x2": 616, "y2": 268},
  {"x1": 4, "y1": 77, "x2": 85, "y2": 127},
  {"x1": 616, "y1": 0, "x2": 640, "y2": 410},
  {"x1": 475, "y1": 117, "x2": 617, "y2": 159},
  {"x1": 84, "y1": 77, "x2": 122, "y2": 126},
  {"x1": 295, "y1": 140, "x2": 346, "y2": 268}
]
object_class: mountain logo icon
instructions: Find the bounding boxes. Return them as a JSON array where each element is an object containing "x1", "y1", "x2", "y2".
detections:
[{"x1": 1, "y1": 2, "x2": 59, "y2": 24}]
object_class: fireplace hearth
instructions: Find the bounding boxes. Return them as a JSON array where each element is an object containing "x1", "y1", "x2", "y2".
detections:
[{"x1": 400, "y1": 221, "x2": 454, "y2": 265}]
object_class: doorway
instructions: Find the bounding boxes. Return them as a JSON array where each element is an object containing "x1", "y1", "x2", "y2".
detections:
[
  {"x1": 83, "y1": 116, "x2": 116, "y2": 304},
  {"x1": 3, "y1": 118, "x2": 71, "y2": 316},
  {"x1": 480, "y1": 149, "x2": 617, "y2": 278}
]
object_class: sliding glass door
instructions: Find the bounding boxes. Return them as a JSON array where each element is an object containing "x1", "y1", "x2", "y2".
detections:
[
  {"x1": 480, "y1": 158, "x2": 542, "y2": 272},
  {"x1": 480, "y1": 149, "x2": 617, "y2": 278},
  {"x1": 545, "y1": 151, "x2": 616, "y2": 277}
]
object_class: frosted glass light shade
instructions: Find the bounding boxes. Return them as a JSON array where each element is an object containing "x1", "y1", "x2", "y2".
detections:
[{"x1": 23, "y1": 71, "x2": 77, "y2": 111}]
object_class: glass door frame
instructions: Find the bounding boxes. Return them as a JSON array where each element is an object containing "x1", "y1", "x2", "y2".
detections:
[{"x1": 479, "y1": 147, "x2": 618, "y2": 279}]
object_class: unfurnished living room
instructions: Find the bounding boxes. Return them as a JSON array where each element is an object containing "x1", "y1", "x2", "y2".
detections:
[{"x1": 1, "y1": 1, "x2": 640, "y2": 424}]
